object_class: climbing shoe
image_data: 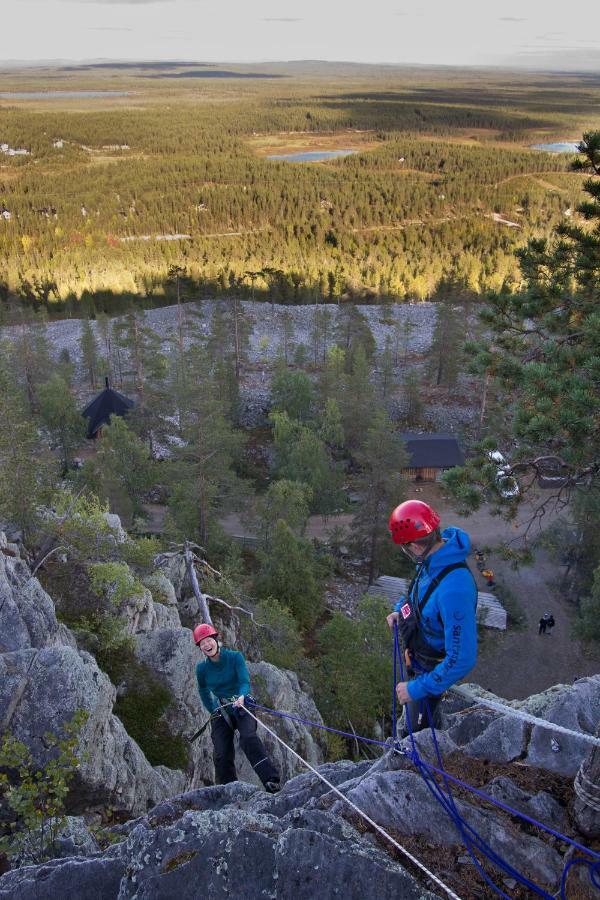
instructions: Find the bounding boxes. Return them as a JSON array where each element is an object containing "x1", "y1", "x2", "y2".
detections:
[{"x1": 264, "y1": 780, "x2": 281, "y2": 794}]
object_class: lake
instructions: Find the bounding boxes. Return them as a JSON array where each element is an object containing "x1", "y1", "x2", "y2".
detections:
[
  {"x1": 267, "y1": 149, "x2": 357, "y2": 162},
  {"x1": 530, "y1": 141, "x2": 580, "y2": 153},
  {"x1": 0, "y1": 91, "x2": 132, "y2": 100}
]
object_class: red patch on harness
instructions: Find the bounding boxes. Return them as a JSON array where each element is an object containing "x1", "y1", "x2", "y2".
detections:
[{"x1": 400, "y1": 603, "x2": 412, "y2": 619}]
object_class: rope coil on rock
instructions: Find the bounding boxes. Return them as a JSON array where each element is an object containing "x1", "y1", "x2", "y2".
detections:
[
  {"x1": 243, "y1": 705, "x2": 462, "y2": 900},
  {"x1": 574, "y1": 769, "x2": 600, "y2": 814}
]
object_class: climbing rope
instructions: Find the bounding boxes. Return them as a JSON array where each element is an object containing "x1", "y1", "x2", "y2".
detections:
[
  {"x1": 394, "y1": 626, "x2": 554, "y2": 899},
  {"x1": 243, "y1": 705, "x2": 463, "y2": 900},
  {"x1": 241, "y1": 623, "x2": 600, "y2": 899}
]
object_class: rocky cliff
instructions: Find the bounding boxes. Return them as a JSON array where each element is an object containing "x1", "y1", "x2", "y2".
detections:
[
  {"x1": 1, "y1": 531, "x2": 599, "y2": 898},
  {"x1": 0, "y1": 530, "x2": 325, "y2": 820}
]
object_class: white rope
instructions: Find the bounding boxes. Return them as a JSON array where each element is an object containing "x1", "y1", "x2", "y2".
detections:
[
  {"x1": 244, "y1": 707, "x2": 462, "y2": 900},
  {"x1": 450, "y1": 686, "x2": 600, "y2": 748},
  {"x1": 574, "y1": 769, "x2": 600, "y2": 814}
]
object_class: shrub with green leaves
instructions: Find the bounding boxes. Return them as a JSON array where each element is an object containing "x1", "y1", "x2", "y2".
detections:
[
  {"x1": 255, "y1": 597, "x2": 308, "y2": 672},
  {"x1": 89, "y1": 561, "x2": 144, "y2": 607},
  {"x1": 0, "y1": 711, "x2": 88, "y2": 865},
  {"x1": 120, "y1": 536, "x2": 162, "y2": 574},
  {"x1": 315, "y1": 594, "x2": 393, "y2": 741}
]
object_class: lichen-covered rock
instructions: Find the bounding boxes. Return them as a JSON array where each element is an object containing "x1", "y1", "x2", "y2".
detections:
[
  {"x1": 521, "y1": 677, "x2": 600, "y2": 776},
  {"x1": 143, "y1": 571, "x2": 177, "y2": 607},
  {"x1": 103, "y1": 513, "x2": 128, "y2": 543},
  {"x1": 0, "y1": 540, "x2": 75, "y2": 653},
  {"x1": 54, "y1": 816, "x2": 101, "y2": 859},
  {"x1": 0, "y1": 848, "x2": 126, "y2": 900},
  {"x1": 336, "y1": 771, "x2": 563, "y2": 886},
  {"x1": 484, "y1": 776, "x2": 569, "y2": 832},
  {"x1": 0, "y1": 647, "x2": 185, "y2": 817},
  {"x1": 447, "y1": 708, "x2": 527, "y2": 763},
  {"x1": 249, "y1": 760, "x2": 373, "y2": 817},
  {"x1": 1, "y1": 800, "x2": 435, "y2": 900}
]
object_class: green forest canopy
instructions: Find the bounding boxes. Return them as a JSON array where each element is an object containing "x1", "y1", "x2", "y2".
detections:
[{"x1": 1, "y1": 63, "x2": 599, "y2": 310}]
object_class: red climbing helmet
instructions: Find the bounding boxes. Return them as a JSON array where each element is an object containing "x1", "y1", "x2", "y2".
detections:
[
  {"x1": 388, "y1": 500, "x2": 441, "y2": 545},
  {"x1": 193, "y1": 623, "x2": 219, "y2": 645}
]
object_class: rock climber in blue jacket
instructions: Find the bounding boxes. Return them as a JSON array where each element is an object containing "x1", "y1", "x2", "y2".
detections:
[{"x1": 386, "y1": 500, "x2": 478, "y2": 733}]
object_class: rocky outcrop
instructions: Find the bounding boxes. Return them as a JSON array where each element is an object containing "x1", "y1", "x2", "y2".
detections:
[
  {"x1": 0, "y1": 747, "x2": 584, "y2": 900},
  {"x1": 0, "y1": 781, "x2": 437, "y2": 900},
  {"x1": 0, "y1": 532, "x2": 327, "y2": 817},
  {"x1": 0, "y1": 535, "x2": 186, "y2": 818},
  {"x1": 0, "y1": 535, "x2": 75, "y2": 652},
  {"x1": 447, "y1": 678, "x2": 600, "y2": 777},
  {"x1": 0, "y1": 646, "x2": 185, "y2": 816}
]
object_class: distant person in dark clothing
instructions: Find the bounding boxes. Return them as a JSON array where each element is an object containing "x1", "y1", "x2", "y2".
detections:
[
  {"x1": 546, "y1": 614, "x2": 555, "y2": 634},
  {"x1": 539, "y1": 612, "x2": 551, "y2": 635},
  {"x1": 194, "y1": 623, "x2": 280, "y2": 793}
]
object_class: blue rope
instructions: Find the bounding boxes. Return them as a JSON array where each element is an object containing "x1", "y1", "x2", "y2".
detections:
[
  {"x1": 247, "y1": 627, "x2": 600, "y2": 897},
  {"x1": 394, "y1": 626, "x2": 527, "y2": 899},
  {"x1": 246, "y1": 698, "x2": 600, "y2": 862},
  {"x1": 392, "y1": 620, "x2": 398, "y2": 742}
]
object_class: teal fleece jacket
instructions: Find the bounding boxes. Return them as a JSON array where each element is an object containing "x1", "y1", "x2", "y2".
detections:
[
  {"x1": 394, "y1": 527, "x2": 478, "y2": 702},
  {"x1": 195, "y1": 648, "x2": 252, "y2": 713}
]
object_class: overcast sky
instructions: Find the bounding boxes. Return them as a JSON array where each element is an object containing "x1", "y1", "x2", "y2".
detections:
[{"x1": 3, "y1": 0, "x2": 600, "y2": 70}]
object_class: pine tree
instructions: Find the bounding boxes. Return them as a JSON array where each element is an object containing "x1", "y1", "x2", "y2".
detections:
[
  {"x1": 0, "y1": 360, "x2": 54, "y2": 534},
  {"x1": 255, "y1": 520, "x2": 328, "y2": 630},
  {"x1": 8, "y1": 315, "x2": 52, "y2": 411},
  {"x1": 256, "y1": 479, "x2": 311, "y2": 549},
  {"x1": 80, "y1": 318, "x2": 100, "y2": 391},
  {"x1": 351, "y1": 409, "x2": 408, "y2": 583},
  {"x1": 447, "y1": 132, "x2": 600, "y2": 511},
  {"x1": 428, "y1": 298, "x2": 462, "y2": 387},
  {"x1": 37, "y1": 374, "x2": 86, "y2": 473}
]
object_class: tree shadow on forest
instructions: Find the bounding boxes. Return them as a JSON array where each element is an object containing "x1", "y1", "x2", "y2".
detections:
[
  {"x1": 321, "y1": 86, "x2": 600, "y2": 111},
  {"x1": 311, "y1": 97, "x2": 556, "y2": 134},
  {"x1": 143, "y1": 70, "x2": 285, "y2": 80}
]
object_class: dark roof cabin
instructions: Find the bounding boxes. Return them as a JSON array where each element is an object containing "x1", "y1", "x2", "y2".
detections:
[
  {"x1": 400, "y1": 432, "x2": 465, "y2": 482},
  {"x1": 82, "y1": 378, "x2": 135, "y2": 439}
]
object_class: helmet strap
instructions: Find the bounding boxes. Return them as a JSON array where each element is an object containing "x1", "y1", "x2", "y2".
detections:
[{"x1": 401, "y1": 530, "x2": 439, "y2": 563}]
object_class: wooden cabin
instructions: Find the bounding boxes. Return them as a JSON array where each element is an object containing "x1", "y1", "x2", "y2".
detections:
[{"x1": 400, "y1": 432, "x2": 465, "y2": 482}]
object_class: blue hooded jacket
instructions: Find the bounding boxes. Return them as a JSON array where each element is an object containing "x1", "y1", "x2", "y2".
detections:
[{"x1": 394, "y1": 526, "x2": 477, "y2": 702}]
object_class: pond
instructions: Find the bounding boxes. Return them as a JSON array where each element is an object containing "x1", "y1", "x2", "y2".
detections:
[
  {"x1": 267, "y1": 149, "x2": 357, "y2": 162},
  {"x1": 530, "y1": 141, "x2": 580, "y2": 153},
  {"x1": 0, "y1": 91, "x2": 132, "y2": 100}
]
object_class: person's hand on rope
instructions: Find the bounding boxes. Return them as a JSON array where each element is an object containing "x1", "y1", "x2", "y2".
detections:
[
  {"x1": 386, "y1": 611, "x2": 400, "y2": 630},
  {"x1": 396, "y1": 681, "x2": 411, "y2": 705},
  {"x1": 233, "y1": 695, "x2": 245, "y2": 708}
]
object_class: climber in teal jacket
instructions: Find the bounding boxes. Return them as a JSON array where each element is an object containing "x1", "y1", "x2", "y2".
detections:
[
  {"x1": 387, "y1": 500, "x2": 477, "y2": 732},
  {"x1": 194, "y1": 623, "x2": 280, "y2": 792},
  {"x1": 195, "y1": 644, "x2": 251, "y2": 714}
]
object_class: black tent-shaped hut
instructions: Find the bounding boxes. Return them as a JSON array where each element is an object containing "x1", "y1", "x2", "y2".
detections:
[{"x1": 81, "y1": 378, "x2": 135, "y2": 439}]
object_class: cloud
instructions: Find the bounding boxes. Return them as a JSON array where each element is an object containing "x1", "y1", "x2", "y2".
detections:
[
  {"x1": 499, "y1": 16, "x2": 527, "y2": 22},
  {"x1": 262, "y1": 17, "x2": 303, "y2": 22}
]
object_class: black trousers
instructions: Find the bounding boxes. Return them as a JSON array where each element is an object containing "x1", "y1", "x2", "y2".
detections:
[
  {"x1": 403, "y1": 693, "x2": 443, "y2": 735},
  {"x1": 211, "y1": 708, "x2": 279, "y2": 787}
]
